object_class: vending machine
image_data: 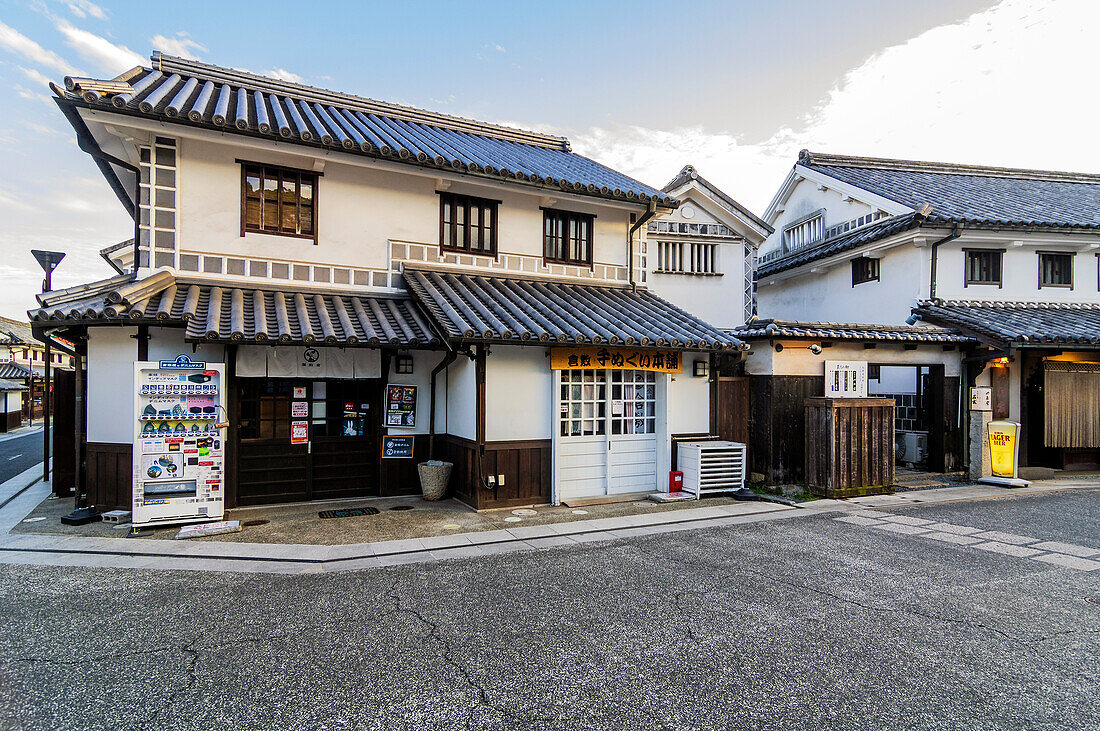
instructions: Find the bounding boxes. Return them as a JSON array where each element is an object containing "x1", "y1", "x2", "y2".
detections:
[{"x1": 132, "y1": 355, "x2": 227, "y2": 528}]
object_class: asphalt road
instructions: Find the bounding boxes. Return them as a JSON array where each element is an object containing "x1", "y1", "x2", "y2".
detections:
[
  {"x1": 0, "y1": 428, "x2": 45, "y2": 484},
  {"x1": 1, "y1": 489, "x2": 1097, "y2": 730}
]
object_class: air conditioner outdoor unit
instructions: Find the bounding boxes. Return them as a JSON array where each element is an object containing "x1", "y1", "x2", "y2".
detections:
[
  {"x1": 896, "y1": 432, "x2": 928, "y2": 465},
  {"x1": 677, "y1": 440, "x2": 747, "y2": 498}
]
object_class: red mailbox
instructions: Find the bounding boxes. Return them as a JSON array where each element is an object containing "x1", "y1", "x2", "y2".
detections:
[{"x1": 668, "y1": 470, "x2": 683, "y2": 493}]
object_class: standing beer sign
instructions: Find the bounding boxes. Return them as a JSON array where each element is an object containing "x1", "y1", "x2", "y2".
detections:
[
  {"x1": 825, "y1": 361, "x2": 868, "y2": 398},
  {"x1": 979, "y1": 420, "x2": 1030, "y2": 487}
]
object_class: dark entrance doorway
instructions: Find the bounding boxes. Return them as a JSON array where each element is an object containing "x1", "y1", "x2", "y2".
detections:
[{"x1": 236, "y1": 378, "x2": 381, "y2": 506}]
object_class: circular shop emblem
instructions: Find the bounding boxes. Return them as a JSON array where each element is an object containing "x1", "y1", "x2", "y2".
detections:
[{"x1": 303, "y1": 348, "x2": 320, "y2": 363}]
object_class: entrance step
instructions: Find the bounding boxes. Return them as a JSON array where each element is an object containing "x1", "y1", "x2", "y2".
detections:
[
  {"x1": 562, "y1": 491, "x2": 655, "y2": 507},
  {"x1": 649, "y1": 491, "x2": 696, "y2": 503},
  {"x1": 1019, "y1": 467, "x2": 1056, "y2": 481}
]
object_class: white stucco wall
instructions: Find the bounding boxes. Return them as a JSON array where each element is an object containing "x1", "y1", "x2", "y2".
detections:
[
  {"x1": 934, "y1": 238, "x2": 1100, "y2": 303},
  {"x1": 746, "y1": 340, "x2": 962, "y2": 377},
  {"x1": 485, "y1": 346, "x2": 553, "y2": 441},
  {"x1": 649, "y1": 239, "x2": 748, "y2": 329},
  {"x1": 667, "y1": 354, "x2": 712, "y2": 435},
  {"x1": 386, "y1": 350, "x2": 434, "y2": 436},
  {"x1": 444, "y1": 355, "x2": 477, "y2": 441},
  {"x1": 172, "y1": 136, "x2": 633, "y2": 278},
  {"x1": 5, "y1": 390, "x2": 21, "y2": 414},
  {"x1": 758, "y1": 242, "x2": 927, "y2": 325},
  {"x1": 145, "y1": 328, "x2": 226, "y2": 366},
  {"x1": 86, "y1": 327, "x2": 136, "y2": 444}
]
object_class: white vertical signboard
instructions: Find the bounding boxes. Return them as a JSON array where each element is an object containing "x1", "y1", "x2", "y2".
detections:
[
  {"x1": 132, "y1": 354, "x2": 226, "y2": 528},
  {"x1": 825, "y1": 361, "x2": 868, "y2": 398}
]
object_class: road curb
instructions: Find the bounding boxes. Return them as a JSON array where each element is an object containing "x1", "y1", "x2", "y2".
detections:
[{"x1": 0, "y1": 462, "x2": 45, "y2": 512}]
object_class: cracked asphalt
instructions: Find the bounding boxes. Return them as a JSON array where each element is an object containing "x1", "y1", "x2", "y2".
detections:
[{"x1": 1, "y1": 489, "x2": 1098, "y2": 730}]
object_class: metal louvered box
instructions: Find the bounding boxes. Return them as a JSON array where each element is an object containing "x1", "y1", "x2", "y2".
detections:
[{"x1": 677, "y1": 441, "x2": 747, "y2": 498}]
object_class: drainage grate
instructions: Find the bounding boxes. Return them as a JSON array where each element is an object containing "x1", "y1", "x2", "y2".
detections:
[
  {"x1": 318, "y1": 507, "x2": 381, "y2": 519},
  {"x1": 389, "y1": 505, "x2": 414, "y2": 512},
  {"x1": 241, "y1": 519, "x2": 269, "y2": 527},
  {"x1": 1086, "y1": 597, "x2": 1100, "y2": 606}
]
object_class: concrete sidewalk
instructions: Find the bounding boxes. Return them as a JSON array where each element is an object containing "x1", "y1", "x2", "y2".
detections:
[{"x1": 0, "y1": 471, "x2": 1094, "y2": 574}]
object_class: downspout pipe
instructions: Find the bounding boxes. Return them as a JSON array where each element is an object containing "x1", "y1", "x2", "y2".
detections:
[
  {"x1": 428, "y1": 348, "x2": 457, "y2": 460},
  {"x1": 928, "y1": 223, "x2": 961, "y2": 302},
  {"x1": 628, "y1": 200, "x2": 659, "y2": 293}
]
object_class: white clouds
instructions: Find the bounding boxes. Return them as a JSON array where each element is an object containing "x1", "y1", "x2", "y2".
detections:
[
  {"x1": 65, "y1": 1, "x2": 108, "y2": 20},
  {"x1": 18, "y1": 66, "x2": 53, "y2": 87},
  {"x1": 0, "y1": 20, "x2": 78, "y2": 75},
  {"x1": 265, "y1": 68, "x2": 304, "y2": 84},
  {"x1": 151, "y1": 33, "x2": 206, "y2": 60},
  {"x1": 571, "y1": 0, "x2": 1100, "y2": 213},
  {"x1": 56, "y1": 20, "x2": 143, "y2": 73}
]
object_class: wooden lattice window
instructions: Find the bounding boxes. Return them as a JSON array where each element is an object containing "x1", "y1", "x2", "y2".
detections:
[
  {"x1": 439, "y1": 192, "x2": 498, "y2": 256},
  {"x1": 543, "y1": 209, "x2": 594, "y2": 267},
  {"x1": 241, "y1": 162, "x2": 318, "y2": 241}
]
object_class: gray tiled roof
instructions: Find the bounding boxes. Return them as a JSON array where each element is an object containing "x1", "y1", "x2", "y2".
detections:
[
  {"x1": 56, "y1": 52, "x2": 674, "y2": 208},
  {"x1": 733, "y1": 318, "x2": 973, "y2": 343},
  {"x1": 801, "y1": 151, "x2": 1100, "y2": 230},
  {"x1": 0, "y1": 362, "x2": 33, "y2": 380},
  {"x1": 404, "y1": 267, "x2": 745, "y2": 351},
  {"x1": 758, "y1": 212, "x2": 923, "y2": 278},
  {"x1": 0, "y1": 378, "x2": 27, "y2": 390},
  {"x1": 914, "y1": 300, "x2": 1100, "y2": 347},
  {"x1": 0, "y1": 316, "x2": 34, "y2": 345},
  {"x1": 31, "y1": 271, "x2": 441, "y2": 348}
]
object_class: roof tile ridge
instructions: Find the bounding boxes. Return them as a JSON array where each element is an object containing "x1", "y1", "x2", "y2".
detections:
[
  {"x1": 800, "y1": 149, "x2": 1100, "y2": 184},
  {"x1": 149, "y1": 51, "x2": 568, "y2": 151}
]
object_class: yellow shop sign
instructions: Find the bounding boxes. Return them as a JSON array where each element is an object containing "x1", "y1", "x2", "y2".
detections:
[
  {"x1": 550, "y1": 347, "x2": 684, "y2": 374},
  {"x1": 987, "y1": 420, "x2": 1020, "y2": 479}
]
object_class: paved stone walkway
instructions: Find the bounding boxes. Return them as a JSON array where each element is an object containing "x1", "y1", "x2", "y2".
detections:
[{"x1": 1, "y1": 463, "x2": 1095, "y2": 574}]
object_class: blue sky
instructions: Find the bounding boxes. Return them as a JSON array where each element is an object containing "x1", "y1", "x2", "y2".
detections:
[{"x1": 0, "y1": 0, "x2": 1097, "y2": 317}]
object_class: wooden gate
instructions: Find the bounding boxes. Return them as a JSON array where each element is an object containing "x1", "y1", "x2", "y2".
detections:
[
  {"x1": 711, "y1": 375, "x2": 749, "y2": 446},
  {"x1": 805, "y1": 397, "x2": 895, "y2": 498}
]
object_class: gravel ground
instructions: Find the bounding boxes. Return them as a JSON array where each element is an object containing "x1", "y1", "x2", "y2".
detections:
[{"x1": 1, "y1": 489, "x2": 1097, "y2": 730}]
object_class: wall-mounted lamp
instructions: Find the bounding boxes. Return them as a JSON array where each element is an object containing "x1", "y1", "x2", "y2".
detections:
[
  {"x1": 395, "y1": 354, "x2": 414, "y2": 374},
  {"x1": 774, "y1": 343, "x2": 823, "y2": 355},
  {"x1": 693, "y1": 360, "x2": 709, "y2": 378}
]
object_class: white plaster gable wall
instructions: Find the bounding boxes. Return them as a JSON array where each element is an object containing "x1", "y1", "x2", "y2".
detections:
[
  {"x1": 646, "y1": 184, "x2": 763, "y2": 329},
  {"x1": 485, "y1": 346, "x2": 552, "y2": 441},
  {"x1": 167, "y1": 135, "x2": 634, "y2": 281},
  {"x1": 745, "y1": 340, "x2": 961, "y2": 377},
  {"x1": 761, "y1": 177, "x2": 889, "y2": 258},
  {"x1": 933, "y1": 238, "x2": 1100, "y2": 303},
  {"x1": 758, "y1": 242, "x2": 928, "y2": 325}
]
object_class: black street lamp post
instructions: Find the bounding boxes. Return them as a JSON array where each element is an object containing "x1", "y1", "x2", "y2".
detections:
[{"x1": 31, "y1": 250, "x2": 64, "y2": 488}]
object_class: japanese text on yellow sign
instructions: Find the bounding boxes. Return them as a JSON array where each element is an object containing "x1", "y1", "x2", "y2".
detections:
[{"x1": 550, "y1": 348, "x2": 683, "y2": 374}]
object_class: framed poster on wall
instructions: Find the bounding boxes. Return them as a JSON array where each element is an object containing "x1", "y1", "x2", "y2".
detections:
[{"x1": 385, "y1": 384, "x2": 416, "y2": 427}]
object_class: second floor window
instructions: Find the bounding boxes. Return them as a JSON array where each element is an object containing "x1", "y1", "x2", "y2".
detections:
[
  {"x1": 241, "y1": 163, "x2": 317, "y2": 241},
  {"x1": 439, "y1": 193, "x2": 497, "y2": 256},
  {"x1": 543, "y1": 210, "x2": 594, "y2": 267},
  {"x1": 851, "y1": 256, "x2": 880, "y2": 286},
  {"x1": 1039, "y1": 252, "x2": 1073, "y2": 288},
  {"x1": 965, "y1": 249, "x2": 1003, "y2": 287}
]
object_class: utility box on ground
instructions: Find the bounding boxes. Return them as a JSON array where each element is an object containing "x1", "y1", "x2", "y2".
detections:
[{"x1": 804, "y1": 397, "x2": 895, "y2": 498}]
